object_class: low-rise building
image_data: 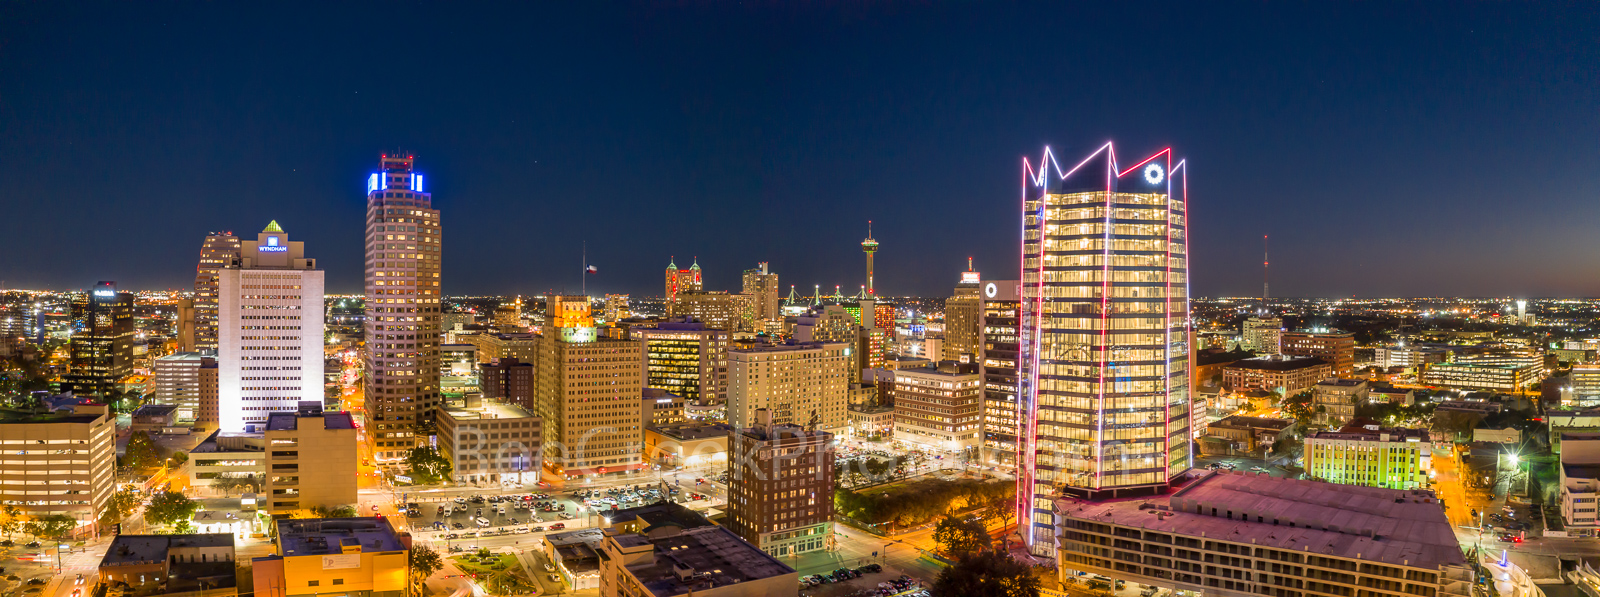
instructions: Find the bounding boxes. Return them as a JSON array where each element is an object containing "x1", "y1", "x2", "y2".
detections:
[
  {"x1": 1053, "y1": 471, "x2": 1472, "y2": 597},
  {"x1": 188, "y1": 431, "x2": 267, "y2": 497},
  {"x1": 261, "y1": 404, "x2": 357, "y2": 514},
  {"x1": 131, "y1": 403, "x2": 180, "y2": 433},
  {"x1": 437, "y1": 401, "x2": 542, "y2": 486},
  {"x1": 642, "y1": 422, "x2": 730, "y2": 472},
  {"x1": 597, "y1": 523, "x2": 796, "y2": 597},
  {"x1": 847, "y1": 404, "x2": 894, "y2": 439},
  {"x1": 1561, "y1": 432, "x2": 1600, "y2": 536},
  {"x1": 891, "y1": 367, "x2": 981, "y2": 453},
  {"x1": 1305, "y1": 422, "x2": 1430, "y2": 489},
  {"x1": 1281, "y1": 330, "x2": 1356, "y2": 377},
  {"x1": 252, "y1": 517, "x2": 410, "y2": 597},
  {"x1": 99, "y1": 534, "x2": 237, "y2": 597},
  {"x1": 1222, "y1": 356, "x2": 1333, "y2": 396},
  {"x1": 1423, "y1": 362, "x2": 1541, "y2": 392},
  {"x1": 1369, "y1": 384, "x2": 1415, "y2": 406},
  {"x1": 0, "y1": 401, "x2": 115, "y2": 527},
  {"x1": 1204, "y1": 415, "x2": 1293, "y2": 455},
  {"x1": 544, "y1": 528, "x2": 605, "y2": 591},
  {"x1": 1311, "y1": 378, "x2": 1368, "y2": 427},
  {"x1": 641, "y1": 388, "x2": 686, "y2": 427},
  {"x1": 153, "y1": 352, "x2": 214, "y2": 424}
]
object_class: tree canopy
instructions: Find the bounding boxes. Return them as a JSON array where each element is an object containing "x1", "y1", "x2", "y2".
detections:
[
  {"x1": 100, "y1": 489, "x2": 140, "y2": 527},
  {"x1": 145, "y1": 490, "x2": 199, "y2": 528},
  {"x1": 404, "y1": 447, "x2": 452, "y2": 485},
  {"x1": 410, "y1": 545, "x2": 444, "y2": 583},
  {"x1": 25, "y1": 515, "x2": 76, "y2": 541},
  {"x1": 124, "y1": 431, "x2": 161, "y2": 469},
  {"x1": 932, "y1": 551, "x2": 1040, "y2": 597},
  {"x1": 933, "y1": 515, "x2": 990, "y2": 557}
]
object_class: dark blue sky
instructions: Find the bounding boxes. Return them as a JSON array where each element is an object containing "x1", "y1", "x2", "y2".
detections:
[{"x1": 3, "y1": 2, "x2": 1598, "y2": 298}]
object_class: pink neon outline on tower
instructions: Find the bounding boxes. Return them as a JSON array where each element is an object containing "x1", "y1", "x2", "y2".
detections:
[{"x1": 1018, "y1": 143, "x2": 1188, "y2": 552}]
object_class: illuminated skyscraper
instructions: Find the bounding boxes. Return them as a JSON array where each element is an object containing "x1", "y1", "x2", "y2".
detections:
[
  {"x1": 740, "y1": 262, "x2": 780, "y2": 322},
  {"x1": 860, "y1": 222, "x2": 878, "y2": 296},
  {"x1": 64, "y1": 281, "x2": 134, "y2": 397},
  {"x1": 1018, "y1": 143, "x2": 1191, "y2": 556},
  {"x1": 193, "y1": 232, "x2": 240, "y2": 352},
  {"x1": 362, "y1": 154, "x2": 443, "y2": 462},
  {"x1": 218, "y1": 222, "x2": 325, "y2": 431},
  {"x1": 664, "y1": 257, "x2": 702, "y2": 301}
]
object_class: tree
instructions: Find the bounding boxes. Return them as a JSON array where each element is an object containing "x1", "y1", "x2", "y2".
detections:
[
  {"x1": 313, "y1": 505, "x2": 359, "y2": 518},
  {"x1": 933, "y1": 515, "x2": 989, "y2": 557},
  {"x1": 0, "y1": 504, "x2": 24, "y2": 539},
  {"x1": 404, "y1": 447, "x2": 453, "y2": 485},
  {"x1": 144, "y1": 490, "x2": 199, "y2": 528},
  {"x1": 26, "y1": 515, "x2": 75, "y2": 542},
  {"x1": 100, "y1": 489, "x2": 139, "y2": 527},
  {"x1": 984, "y1": 500, "x2": 1016, "y2": 531},
  {"x1": 864, "y1": 458, "x2": 890, "y2": 480},
  {"x1": 409, "y1": 545, "x2": 443, "y2": 584},
  {"x1": 170, "y1": 451, "x2": 188, "y2": 465},
  {"x1": 124, "y1": 431, "x2": 161, "y2": 469},
  {"x1": 932, "y1": 551, "x2": 1041, "y2": 597}
]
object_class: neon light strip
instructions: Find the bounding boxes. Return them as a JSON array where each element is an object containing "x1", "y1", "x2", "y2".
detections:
[
  {"x1": 1174, "y1": 159, "x2": 1193, "y2": 470},
  {"x1": 1115, "y1": 148, "x2": 1171, "y2": 178},
  {"x1": 1096, "y1": 144, "x2": 1116, "y2": 491},
  {"x1": 1161, "y1": 152, "x2": 1173, "y2": 477}
]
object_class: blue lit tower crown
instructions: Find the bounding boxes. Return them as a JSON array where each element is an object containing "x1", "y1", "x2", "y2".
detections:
[{"x1": 362, "y1": 153, "x2": 444, "y2": 463}]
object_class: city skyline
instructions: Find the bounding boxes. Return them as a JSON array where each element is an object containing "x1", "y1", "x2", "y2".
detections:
[{"x1": 4, "y1": 3, "x2": 1600, "y2": 297}]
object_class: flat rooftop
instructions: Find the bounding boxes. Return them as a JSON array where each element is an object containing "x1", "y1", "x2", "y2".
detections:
[
  {"x1": 622, "y1": 525, "x2": 795, "y2": 597},
  {"x1": 1227, "y1": 356, "x2": 1331, "y2": 371},
  {"x1": 275, "y1": 518, "x2": 407, "y2": 556},
  {"x1": 609, "y1": 502, "x2": 715, "y2": 534},
  {"x1": 100, "y1": 534, "x2": 234, "y2": 567},
  {"x1": 1316, "y1": 378, "x2": 1367, "y2": 388},
  {"x1": 1055, "y1": 471, "x2": 1465, "y2": 571},
  {"x1": 264, "y1": 411, "x2": 356, "y2": 431},
  {"x1": 1308, "y1": 426, "x2": 1428, "y2": 442},
  {"x1": 1210, "y1": 415, "x2": 1293, "y2": 431},
  {"x1": 443, "y1": 401, "x2": 537, "y2": 421},
  {"x1": 649, "y1": 422, "x2": 732, "y2": 441}
]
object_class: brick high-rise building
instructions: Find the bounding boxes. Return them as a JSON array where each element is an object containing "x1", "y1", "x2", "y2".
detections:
[
  {"x1": 663, "y1": 257, "x2": 702, "y2": 301},
  {"x1": 193, "y1": 232, "x2": 240, "y2": 353},
  {"x1": 362, "y1": 154, "x2": 443, "y2": 463},
  {"x1": 481, "y1": 357, "x2": 534, "y2": 408},
  {"x1": 64, "y1": 281, "x2": 134, "y2": 398},
  {"x1": 1281, "y1": 330, "x2": 1356, "y2": 377},
  {"x1": 536, "y1": 296, "x2": 647, "y2": 478},
  {"x1": 726, "y1": 409, "x2": 835, "y2": 558}
]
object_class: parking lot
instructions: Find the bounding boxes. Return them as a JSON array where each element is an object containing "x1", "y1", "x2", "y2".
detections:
[{"x1": 392, "y1": 482, "x2": 716, "y2": 545}]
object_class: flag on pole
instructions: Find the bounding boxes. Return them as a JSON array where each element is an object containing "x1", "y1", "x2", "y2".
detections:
[{"x1": 586, "y1": 265, "x2": 598, "y2": 274}]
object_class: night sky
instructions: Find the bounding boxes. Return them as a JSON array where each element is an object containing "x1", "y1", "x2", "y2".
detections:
[{"x1": 3, "y1": 2, "x2": 1598, "y2": 298}]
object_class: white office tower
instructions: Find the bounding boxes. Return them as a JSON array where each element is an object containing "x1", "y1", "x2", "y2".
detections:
[{"x1": 217, "y1": 221, "x2": 325, "y2": 432}]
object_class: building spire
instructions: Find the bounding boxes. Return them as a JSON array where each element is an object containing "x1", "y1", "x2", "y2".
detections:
[
  {"x1": 263, "y1": 220, "x2": 284, "y2": 233},
  {"x1": 668, "y1": 255, "x2": 677, "y2": 270}
]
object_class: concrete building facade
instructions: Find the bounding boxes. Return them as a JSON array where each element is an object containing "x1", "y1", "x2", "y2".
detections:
[
  {"x1": 362, "y1": 154, "x2": 444, "y2": 463},
  {"x1": 726, "y1": 341, "x2": 849, "y2": 434},
  {"x1": 217, "y1": 222, "x2": 325, "y2": 432}
]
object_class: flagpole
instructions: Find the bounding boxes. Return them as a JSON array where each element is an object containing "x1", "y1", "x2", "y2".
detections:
[{"x1": 582, "y1": 241, "x2": 587, "y2": 298}]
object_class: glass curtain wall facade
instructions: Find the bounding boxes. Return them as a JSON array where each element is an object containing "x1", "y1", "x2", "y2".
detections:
[{"x1": 1018, "y1": 144, "x2": 1192, "y2": 556}]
